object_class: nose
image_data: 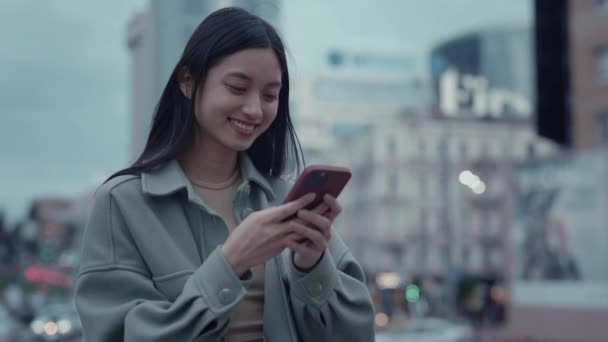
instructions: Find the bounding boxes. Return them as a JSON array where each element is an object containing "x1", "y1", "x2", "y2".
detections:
[{"x1": 241, "y1": 93, "x2": 263, "y2": 118}]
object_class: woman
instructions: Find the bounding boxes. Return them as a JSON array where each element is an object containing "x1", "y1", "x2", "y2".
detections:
[{"x1": 75, "y1": 7, "x2": 375, "y2": 342}]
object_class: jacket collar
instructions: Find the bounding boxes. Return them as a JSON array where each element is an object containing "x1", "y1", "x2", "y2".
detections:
[
  {"x1": 141, "y1": 152, "x2": 276, "y2": 201},
  {"x1": 238, "y1": 152, "x2": 276, "y2": 201}
]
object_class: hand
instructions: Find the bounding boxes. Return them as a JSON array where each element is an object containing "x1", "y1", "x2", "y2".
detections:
[
  {"x1": 221, "y1": 193, "x2": 315, "y2": 277},
  {"x1": 286, "y1": 194, "x2": 343, "y2": 271}
]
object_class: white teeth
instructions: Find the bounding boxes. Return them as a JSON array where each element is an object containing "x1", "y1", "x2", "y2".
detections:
[{"x1": 231, "y1": 119, "x2": 254, "y2": 132}]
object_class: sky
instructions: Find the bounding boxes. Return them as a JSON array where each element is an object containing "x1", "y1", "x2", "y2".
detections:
[
  {"x1": 0, "y1": 0, "x2": 531, "y2": 222},
  {"x1": 284, "y1": 0, "x2": 531, "y2": 75}
]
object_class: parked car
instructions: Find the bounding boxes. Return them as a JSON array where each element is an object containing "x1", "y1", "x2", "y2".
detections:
[{"x1": 29, "y1": 301, "x2": 81, "y2": 341}]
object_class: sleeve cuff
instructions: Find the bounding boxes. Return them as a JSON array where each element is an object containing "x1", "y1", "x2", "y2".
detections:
[
  {"x1": 193, "y1": 246, "x2": 253, "y2": 315},
  {"x1": 284, "y1": 250, "x2": 341, "y2": 307}
]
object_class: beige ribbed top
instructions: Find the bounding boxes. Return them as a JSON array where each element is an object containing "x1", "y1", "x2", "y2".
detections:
[{"x1": 191, "y1": 175, "x2": 265, "y2": 342}]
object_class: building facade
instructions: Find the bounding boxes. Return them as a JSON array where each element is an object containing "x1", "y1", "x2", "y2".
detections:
[
  {"x1": 430, "y1": 25, "x2": 534, "y2": 121},
  {"x1": 319, "y1": 114, "x2": 555, "y2": 281},
  {"x1": 291, "y1": 70, "x2": 430, "y2": 162},
  {"x1": 503, "y1": 3, "x2": 608, "y2": 340},
  {"x1": 569, "y1": 0, "x2": 608, "y2": 148}
]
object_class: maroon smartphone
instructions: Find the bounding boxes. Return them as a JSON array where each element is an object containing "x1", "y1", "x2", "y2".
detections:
[{"x1": 282, "y1": 164, "x2": 352, "y2": 211}]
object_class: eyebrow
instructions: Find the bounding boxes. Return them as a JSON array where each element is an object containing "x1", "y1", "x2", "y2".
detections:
[{"x1": 225, "y1": 71, "x2": 281, "y2": 88}]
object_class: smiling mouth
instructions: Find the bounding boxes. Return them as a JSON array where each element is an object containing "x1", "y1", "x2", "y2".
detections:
[{"x1": 228, "y1": 118, "x2": 258, "y2": 134}]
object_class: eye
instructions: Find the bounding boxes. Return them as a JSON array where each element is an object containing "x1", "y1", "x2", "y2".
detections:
[
  {"x1": 263, "y1": 94, "x2": 278, "y2": 102},
  {"x1": 227, "y1": 84, "x2": 246, "y2": 94}
]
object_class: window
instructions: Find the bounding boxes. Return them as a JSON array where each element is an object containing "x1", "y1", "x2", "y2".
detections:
[
  {"x1": 419, "y1": 174, "x2": 427, "y2": 196},
  {"x1": 388, "y1": 172, "x2": 399, "y2": 194},
  {"x1": 387, "y1": 210, "x2": 399, "y2": 232},
  {"x1": 597, "y1": 47, "x2": 608, "y2": 82},
  {"x1": 418, "y1": 141, "x2": 426, "y2": 159},
  {"x1": 459, "y1": 140, "x2": 468, "y2": 160},
  {"x1": 387, "y1": 136, "x2": 396, "y2": 157}
]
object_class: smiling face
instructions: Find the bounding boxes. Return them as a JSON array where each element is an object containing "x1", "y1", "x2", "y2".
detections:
[{"x1": 187, "y1": 48, "x2": 282, "y2": 155}]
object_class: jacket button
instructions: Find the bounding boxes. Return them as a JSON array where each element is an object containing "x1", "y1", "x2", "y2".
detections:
[
  {"x1": 306, "y1": 281, "x2": 323, "y2": 297},
  {"x1": 219, "y1": 288, "x2": 235, "y2": 305},
  {"x1": 241, "y1": 207, "x2": 254, "y2": 220}
]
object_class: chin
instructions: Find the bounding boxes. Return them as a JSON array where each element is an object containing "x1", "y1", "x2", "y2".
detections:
[{"x1": 226, "y1": 141, "x2": 254, "y2": 152}]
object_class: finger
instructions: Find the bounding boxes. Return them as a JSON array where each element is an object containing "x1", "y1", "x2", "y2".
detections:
[
  {"x1": 297, "y1": 210, "x2": 332, "y2": 236},
  {"x1": 277, "y1": 221, "x2": 319, "y2": 241},
  {"x1": 285, "y1": 199, "x2": 327, "y2": 225},
  {"x1": 285, "y1": 239, "x2": 317, "y2": 259},
  {"x1": 289, "y1": 218, "x2": 329, "y2": 240},
  {"x1": 311, "y1": 202, "x2": 329, "y2": 215},
  {"x1": 267, "y1": 193, "x2": 316, "y2": 222},
  {"x1": 295, "y1": 213, "x2": 331, "y2": 241},
  {"x1": 323, "y1": 194, "x2": 343, "y2": 220},
  {"x1": 294, "y1": 202, "x2": 331, "y2": 239},
  {"x1": 283, "y1": 231, "x2": 308, "y2": 243},
  {"x1": 289, "y1": 221, "x2": 327, "y2": 251},
  {"x1": 285, "y1": 232, "x2": 319, "y2": 251}
]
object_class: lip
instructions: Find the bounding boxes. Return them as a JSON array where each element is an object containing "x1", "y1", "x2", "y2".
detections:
[
  {"x1": 228, "y1": 118, "x2": 258, "y2": 136},
  {"x1": 229, "y1": 118, "x2": 260, "y2": 126}
]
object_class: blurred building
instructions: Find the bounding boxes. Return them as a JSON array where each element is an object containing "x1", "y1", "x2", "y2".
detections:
[
  {"x1": 506, "y1": 3, "x2": 608, "y2": 339},
  {"x1": 569, "y1": 0, "x2": 608, "y2": 148},
  {"x1": 0, "y1": 212, "x2": 16, "y2": 280},
  {"x1": 292, "y1": 25, "x2": 548, "y2": 280},
  {"x1": 291, "y1": 47, "x2": 429, "y2": 160},
  {"x1": 292, "y1": 72, "x2": 429, "y2": 161},
  {"x1": 300, "y1": 26, "x2": 557, "y2": 319},
  {"x1": 325, "y1": 23, "x2": 546, "y2": 281},
  {"x1": 322, "y1": 114, "x2": 555, "y2": 282},
  {"x1": 535, "y1": 0, "x2": 608, "y2": 150},
  {"x1": 430, "y1": 25, "x2": 534, "y2": 121},
  {"x1": 325, "y1": 48, "x2": 419, "y2": 76},
  {"x1": 127, "y1": 0, "x2": 280, "y2": 159},
  {"x1": 15, "y1": 197, "x2": 90, "y2": 289}
]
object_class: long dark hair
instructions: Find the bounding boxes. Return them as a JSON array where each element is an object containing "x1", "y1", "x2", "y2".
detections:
[{"x1": 109, "y1": 7, "x2": 303, "y2": 181}]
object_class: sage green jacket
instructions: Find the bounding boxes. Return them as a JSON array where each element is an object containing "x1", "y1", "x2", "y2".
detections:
[{"x1": 74, "y1": 154, "x2": 375, "y2": 341}]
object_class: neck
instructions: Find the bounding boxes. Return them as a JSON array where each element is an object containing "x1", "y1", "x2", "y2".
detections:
[{"x1": 179, "y1": 133, "x2": 239, "y2": 184}]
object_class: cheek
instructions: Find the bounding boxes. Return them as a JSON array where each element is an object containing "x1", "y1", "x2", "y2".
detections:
[
  {"x1": 264, "y1": 103, "x2": 279, "y2": 121},
  {"x1": 261, "y1": 107, "x2": 279, "y2": 129},
  {"x1": 195, "y1": 92, "x2": 235, "y2": 122},
  {"x1": 193, "y1": 99, "x2": 206, "y2": 122}
]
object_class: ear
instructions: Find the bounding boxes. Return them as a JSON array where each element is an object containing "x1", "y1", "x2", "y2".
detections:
[{"x1": 178, "y1": 68, "x2": 194, "y2": 99}]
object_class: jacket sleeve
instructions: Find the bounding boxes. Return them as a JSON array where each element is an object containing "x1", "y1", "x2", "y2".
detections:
[
  {"x1": 282, "y1": 230, "x2": 376, "y2": 342},
  {"x1": 74, "y1": 182, "x2": 250, "y2": 342}
]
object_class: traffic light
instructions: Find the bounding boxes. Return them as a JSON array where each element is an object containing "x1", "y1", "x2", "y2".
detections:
[{"x1": 405, "y1": 284, "x2": 420, "y2": 303}]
